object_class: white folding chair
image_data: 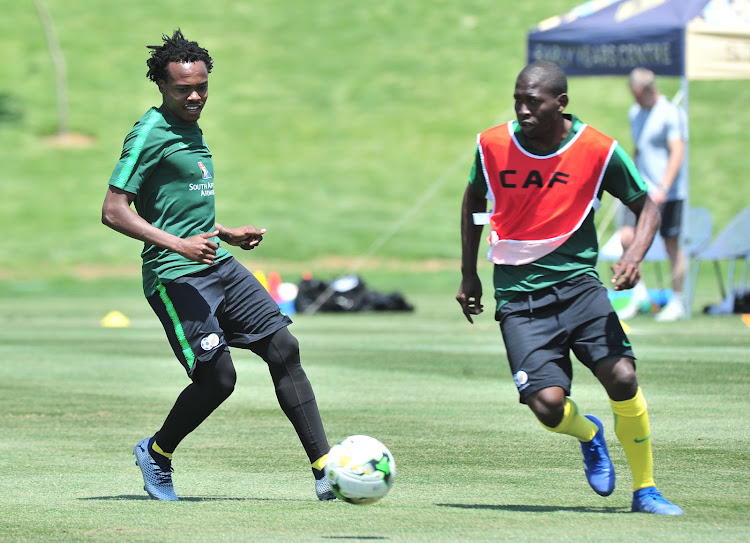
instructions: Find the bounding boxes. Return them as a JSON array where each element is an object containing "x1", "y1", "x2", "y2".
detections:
[{"x1": 689, "y1": 207, "x2": 750, "y2": 315}]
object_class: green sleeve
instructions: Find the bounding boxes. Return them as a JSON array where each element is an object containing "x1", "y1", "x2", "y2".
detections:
[
  {"x1": 602, "y1": 143, "x2": 647, "y2": 204},
  {"x1": 109, "y1": 110, "x2": 162, "y2": 195}
]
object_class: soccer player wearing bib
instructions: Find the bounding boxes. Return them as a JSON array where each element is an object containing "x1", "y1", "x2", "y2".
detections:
[
  {"x1": 101, "y1": 30, "x2": 334, "y2": 501},
  {"x1": 456, "y1": 61, "x2": 683, "y2": 515}
]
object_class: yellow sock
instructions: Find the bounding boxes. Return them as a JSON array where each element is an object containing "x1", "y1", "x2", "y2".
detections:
[
  {"x1": 610, "y1": 387, "x2": 655, "y2": 491},
  {"x1": 151, "y1": 441, "x2": 173, "y2": 458},
  {"x1": 311, "y1": 453, "x2": 328, "y2": 471},
  {"x1": 541, "y1": 398, "x2": 598, "y2": 442}
]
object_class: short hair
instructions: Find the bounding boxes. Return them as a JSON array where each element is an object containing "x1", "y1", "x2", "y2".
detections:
[
  {"x1": 629, "y1": 67, "x2": 656, "y2": 92},
  {"x1": 146, "y1": 29, "x2": 213, "y2": 84},
  {"x1": 518, "y1": 61, "x2": 568, "y2": 96}
]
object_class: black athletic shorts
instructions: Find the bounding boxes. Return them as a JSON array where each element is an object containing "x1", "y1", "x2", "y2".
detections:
[
  {"x1": 147, "y1": 257, "x2": 292, "y2": 376},
  {"x1": 497, "y1": 273, "x2": 635, "y2": 404},
  {"x1": 618, "y1": 199, "x2": 683, "y2": 239}
]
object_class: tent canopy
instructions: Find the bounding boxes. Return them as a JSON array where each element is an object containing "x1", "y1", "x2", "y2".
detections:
[
  {"x1": 527, "y1": 0, "x2": 750, "y2": 79},
  {"x1": 527, "y1": 0, "x2": 750, "y2": 317}
]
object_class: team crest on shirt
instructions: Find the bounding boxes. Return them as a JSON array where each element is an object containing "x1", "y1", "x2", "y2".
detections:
[{"x1": 198, "y1": 161, "x2": 212, "y2": 179}]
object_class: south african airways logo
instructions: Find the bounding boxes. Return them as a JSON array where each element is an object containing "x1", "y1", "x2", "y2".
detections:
[{"x1": 198, "y1": 161, "x2": 212, "y2": 180}]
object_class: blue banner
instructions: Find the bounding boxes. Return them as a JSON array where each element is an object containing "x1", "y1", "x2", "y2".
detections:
[{"x1": 527, "y1": 0, "x2": 709, "y2": 76}]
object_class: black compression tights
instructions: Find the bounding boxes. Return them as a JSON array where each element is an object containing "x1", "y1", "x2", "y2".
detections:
[{"x1": 154, "y1": 327, "x2": 328, "y2": 463}]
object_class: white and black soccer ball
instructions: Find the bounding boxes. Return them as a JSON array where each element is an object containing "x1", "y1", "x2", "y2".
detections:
[{"x1": 324, "y1": 435, "x2": 396, "y2": 504}]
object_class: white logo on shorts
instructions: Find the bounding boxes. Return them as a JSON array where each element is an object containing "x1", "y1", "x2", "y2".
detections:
[
  {"x1": 514, "y1": 370, "x2": 529, "y2": 391},
  {"x1": 200, "y1": 333, "x2": 220, "y2": 351}
]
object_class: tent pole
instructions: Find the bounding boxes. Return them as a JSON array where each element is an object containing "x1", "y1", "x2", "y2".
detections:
[{"x1": 681, "y1": 75, "x2": 693, "y2": 318}]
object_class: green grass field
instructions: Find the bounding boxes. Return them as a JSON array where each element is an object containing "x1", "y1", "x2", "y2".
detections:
[
  {"x1": 2, "y1": 0, "x2": 749, "y2": 281},
  {"x1": 1, "y1": 281, "x2": 749, "y2": 542},
  {"x1": 2, "y1": 0, "x2": 750, "y2": 541}
]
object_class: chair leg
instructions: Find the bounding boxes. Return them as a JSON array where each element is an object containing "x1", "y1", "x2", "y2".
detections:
[{"x1": 713, "y1": 260, "x2": 726, "y2": 300}]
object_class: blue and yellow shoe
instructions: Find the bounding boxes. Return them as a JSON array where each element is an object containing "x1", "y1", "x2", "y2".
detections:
[
  {"x1": 632, "y1": 486, "x2": 683, "y2": 515},
  {"x1": 579, "y1": 415, "x2": 615, "y2": 496},
  {"x1": 133, "y1": 437, "x2": 179, "y2": 501}
]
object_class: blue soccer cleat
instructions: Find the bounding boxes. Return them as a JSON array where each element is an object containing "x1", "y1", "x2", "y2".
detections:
[
  {"x1": 579, "y1": 415, "x2": 616, "y2": 496},
  {"x1": 632, "y1": 486, "x2": 684, "y2": 515},
  {"x1": 133, "y1": 437, "x2": 179, "y2": 501}
]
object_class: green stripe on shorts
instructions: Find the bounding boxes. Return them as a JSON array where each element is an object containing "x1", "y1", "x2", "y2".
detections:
[{"x1": 156, "y1": 280, "x2": 195, "y2": 370}]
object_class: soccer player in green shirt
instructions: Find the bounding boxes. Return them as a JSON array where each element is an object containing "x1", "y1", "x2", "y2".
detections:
[
  {"x1": 456, "y1": 61, "x2": 683, "y2": 515},
  {"x1": 102, "y1": 30, "x2": 334, "y2": 501}
]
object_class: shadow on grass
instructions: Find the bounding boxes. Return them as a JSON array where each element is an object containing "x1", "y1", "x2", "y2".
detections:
[
  {"x1": 0, "y1": 92, "x2": 22, "y2": 125},
  {"x1": 437, "y1": 503, "x2": 626, "y2": 514},
  {"x1": 321, "y1": 538, "x2": 388, "y2": 541},
  {"x1": 79, "y1": 495, "x2": 309, "y2": 502}
]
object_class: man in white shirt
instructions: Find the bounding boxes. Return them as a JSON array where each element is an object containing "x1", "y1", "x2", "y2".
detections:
[{"x1": 617, "y1": 67, "x2": 688, "y2": 322}]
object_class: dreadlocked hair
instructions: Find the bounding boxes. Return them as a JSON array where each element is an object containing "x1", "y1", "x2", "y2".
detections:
[{"x1": 146, "y1": 29, "x2": 213, "y2": 83}]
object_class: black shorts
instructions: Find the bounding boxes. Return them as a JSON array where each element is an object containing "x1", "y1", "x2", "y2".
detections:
[
  {"x1": 618, "y1": 200, "x2": 683, "y2": 239},
  {"x1": 497, "y1": 274, "x2": 635, "y2": 403},
  {"x1": 147, "y1": 257, "x2": 292, "y2": 376}
]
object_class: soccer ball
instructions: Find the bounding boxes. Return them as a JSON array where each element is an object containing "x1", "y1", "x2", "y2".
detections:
[{"x1": 324, "y1": 435, "x2": 396, "y2": 504}]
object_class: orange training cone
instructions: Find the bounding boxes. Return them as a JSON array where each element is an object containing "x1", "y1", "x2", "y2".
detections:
[{"x1": 267, "y1": 271, "x2": 282, "y2": 301}]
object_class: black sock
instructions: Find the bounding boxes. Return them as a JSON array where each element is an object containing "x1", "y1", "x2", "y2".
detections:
[{"x1": 148, "y1": 436, "x2": 173, "y2": 471}]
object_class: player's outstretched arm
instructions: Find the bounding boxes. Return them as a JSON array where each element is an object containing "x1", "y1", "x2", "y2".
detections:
[{"x1": 215, "y1": 222, "x2": 267, "y2": 250}]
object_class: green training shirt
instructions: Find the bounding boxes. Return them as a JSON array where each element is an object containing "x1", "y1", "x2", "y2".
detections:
[
  {"x1": 468, "y1": 114, "x2": 647, "y2": 310},
  {"x1": 109, "y1": 107, "x2": 231, "y2": 296}
]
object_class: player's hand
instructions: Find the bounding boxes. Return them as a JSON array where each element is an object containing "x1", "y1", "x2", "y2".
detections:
[
  {"x1": 178, "y1": 230, "x2": 220, "y2": 264},
  {"x1": 456, "y1": 275, "x2": 483, "y2": 324},
  {"x1": 611, "y1": 257, "x2": 641, "y2": 291},
  {"x1": 215, "y1": 222, "x2": 266, "y2": 250}
]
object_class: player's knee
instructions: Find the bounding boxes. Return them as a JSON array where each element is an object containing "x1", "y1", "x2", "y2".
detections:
[
  {"x1": 197, "y1": 350, "x2": 237, "y2": 400},
  {"x1": 214, "y1": 365, "x2": 236, "y2": 399},
  {"x1": 527, "y1": 388, "x2": 566, "y2": 428},
  {"x1": 265, "y1": 327, "x2": 301, "y2": 368},
  {"x1": 597, "y1": 356, "x2": 638, "y2": 400}
]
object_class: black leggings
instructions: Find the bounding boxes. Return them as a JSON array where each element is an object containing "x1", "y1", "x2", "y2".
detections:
[{"x1": 154, "y1": 327, "x2": 329, "y2": 462}]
